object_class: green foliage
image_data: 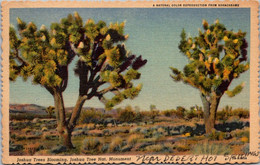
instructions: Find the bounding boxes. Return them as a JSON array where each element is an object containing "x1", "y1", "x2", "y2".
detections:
[
  {"x1": 10, "y1": 12, "x2": 146, "y2": 112},
  {"x1": 68, "y1": 13, "x2": 147, "y2": 110},
  {"x1": 170, "y1": 19, "x2": 249, "y2": 98},
  {"x1": 10, "y1": 19, "x2": 70, "y2": 89}
]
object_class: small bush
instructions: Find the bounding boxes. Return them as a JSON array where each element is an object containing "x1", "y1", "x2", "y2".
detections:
[
  {"x1": 208, "y1": 130, "x2": 225, "y2": 141},
  {"x1": 192, "y1": 143, "x2": 232, "y2": 155},
  {"x1": 162, "y1": 109, "x2": 176, "y2": 117},
  {"x1": 109, "y1": 136, "x2": 124, "y2": 152},
  {"x1": 232, "y1": 108, "x2": 249, "y2": 118},
  {"x1": 135, "y1": 111, "x2": 145, "y2": 122},
  {"x1": 145, "y1": 144, "x2": 163, "y2": 152},
  {"x1": 41, "y1": 127, "x2": 48, "y2": 132},
  {"x1": 148, "y1": 110, "x2": 159, "y2": 120},
  {"x1": 175, "y1": 144, "x2": 190, "y2": 152},
  {"x1": 185, "y1": 109, "x2": 197, "y2": 120},
  {"x1": 85, "y1": 123, "x2": 95, "y2": 130},
  {"x1": 81, "y1": 137, "x2": 103, "y2": 154},
  {"x1": 101, "y1": 144, "x2": 109, "y2": 153},
  {"x1": 130, "y1": 127, "x2": 141, "y2": 134},
  {"x1": 175, "y1": 106, "x2": 186, "y2": 118},
  {"x1": 157, "y1": 127, "x2": 165, "y2": 134},
  {"x1": 127, "y1": 134, "x2": 143, "y2": 145},
  {"x1": 117, "y1": 106, "x2": 136, "y2": 123},
  {"x1": 78, "y1": 108, "x2": 102, "y2": 124}
]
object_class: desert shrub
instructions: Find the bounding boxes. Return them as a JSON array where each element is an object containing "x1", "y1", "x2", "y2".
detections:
[
  {"x1": 175, "y1": 106, "x2": 186, "y2": 118},
  {"x1": 109, "y1": 136, "x2": 124, "y2": 152},
  {"x1": 102, "y1": 129, "x2": 110, "y2": 136},
  {"x1": 101, "y1": 144, "x2": 109, "y2": 153},
  {"x1": 231, "y1": 128, "x2": 249, "y2": 139},
  {"x1": 127, "y1": 134, "x2": 144, "y2": 145},
  {"x1": 139, "y1": 111, "x2": 152, "y2": 122},
  {"x1": 130, "y1": 127, "x2": 141, "y2": 134},
  {"x1": 145, "y1": 144, "x2": 163, "y2": 152},
  {"x1": 185, "y1": 109, "x2": 197, "y2": 120},
  {"x1": 157, "y1": 127, "x2": 166, "y2": 134},
  {"x1": 117, "y1": 106, "x2": 136, "y2": 123},
  {"x1": 140, "y1": 128, "x2": 148, "y2": 134},
  {"x1": 121, "y1": 145, "x2": 133, "y2": 152},
  {"x1": 192, "y1": 143, "x2": 232, "y2": 155},
  {"x1": 81, "y1": 137, "x2": 103, "y2": 154},
  {"x1": 217, "y1": 105, "x2": 233, "y2": 120},
  {"x1": 208, "y1": 130, "x2": 225, "y2": 141},
  {"x1": 85, "y1": 123, "x2": 95, "y2": 130},
  {"x1": 232, "y1": 108, "x2": 249, "y2": 118},
  {"x1": 41, "y1": 127, "x2": 48, "y2": 132},
  {"x1": 148, "y1": 110, "x2": 159, "y2": 120},
  {"x1": 152, "y1": 131, "x2": 163, "y2": 140},
  {"x1": 24, "y1": 142, "x2": 42, "y2": 155},
  {"x1": 45, "y1": 106, "x2": 55, "y2": 118},
  {"x1": 134, "y1": 111, "x2": 145, "y2": 122},
  {"x1": 162, "y1": 109, "x2": 176, "y2": 117},
  {"x1": 175, "y1": 144, "x2": 190, "y2": 152},
  {"x1": 78, "y1": 108, "x2": 102, "y2": 124}
]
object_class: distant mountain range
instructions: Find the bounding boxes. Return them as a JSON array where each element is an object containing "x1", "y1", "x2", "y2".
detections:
[{"x1": 9, "y1": 104, "x2": 117, "y2": 115}]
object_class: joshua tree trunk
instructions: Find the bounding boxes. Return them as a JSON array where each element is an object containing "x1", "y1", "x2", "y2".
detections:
[
  {"x1": 53, "y1": 90, "x2": 73, "y2": 148},
  {"x1": 200, "y1": 93, "x2": 220, "y2": 134}
]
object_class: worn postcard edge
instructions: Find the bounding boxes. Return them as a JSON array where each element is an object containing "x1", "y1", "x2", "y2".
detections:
[{"x1": 1, "y1": 0, "x2": 259, "y2": 164}]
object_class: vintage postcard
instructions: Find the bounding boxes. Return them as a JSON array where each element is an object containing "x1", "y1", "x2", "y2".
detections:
[{"x1": 1, "y1": 0, "x2": 259, "y2": 164}]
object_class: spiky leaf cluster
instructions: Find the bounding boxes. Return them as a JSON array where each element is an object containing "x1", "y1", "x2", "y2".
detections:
[
  {"x1": 10, "y1": 18, "x2": 72, "y2": 91},
  {"x1": 53, "y1": 12, "x2": 147, "y2": 109},
  {"x1": 171, "y1": 19, "x2": 249, "y2": 98}
]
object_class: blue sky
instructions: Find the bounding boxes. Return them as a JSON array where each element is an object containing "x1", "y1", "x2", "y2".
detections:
[{"x1": 10, "y1": 8, "x2": 250, "y2": 110}]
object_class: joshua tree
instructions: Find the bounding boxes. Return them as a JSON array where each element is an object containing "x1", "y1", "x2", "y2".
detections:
[
  {"x1": 46, "y1": 106, "x2": 55, "y2": 118},
  {"x1": 10, "y1": 12, "x2": 147, "y2": 148},
  {"x1": 170, "y1": 19, "x2": 249, "y2": 134}
]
